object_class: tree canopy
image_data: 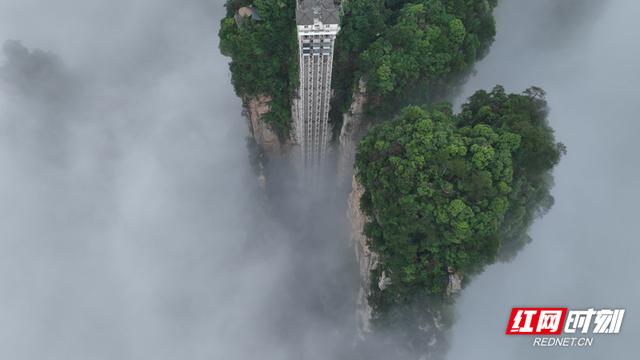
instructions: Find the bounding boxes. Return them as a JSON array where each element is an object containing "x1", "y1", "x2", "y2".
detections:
[
  {"x1": 331, "y1": 0, "x2": 498, "y2": 126},
  {"x1": 355, "y1": 86, "x2": 565, "y2": 317},
  {"x1": 219, "y1": 0, "x2": 298, "y2": 139}
]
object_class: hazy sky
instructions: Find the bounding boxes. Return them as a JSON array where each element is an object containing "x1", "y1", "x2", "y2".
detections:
[
  {"x1": 0, "y1": 1, "x2": 305, "y2": 359},
  {"x1": 0, "y1": 1, "x2": 362, "y2": 359},
  {"x1": 0, "y1": 0, "x2": 637, "y2": 360},
  {"x1": 449, "y1": 0, "x2": 639, "y2": 359}
]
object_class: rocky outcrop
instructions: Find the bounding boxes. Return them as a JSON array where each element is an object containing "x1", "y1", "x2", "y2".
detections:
[
  {"x1": 347, "y1": 174, "x2": 379, "y2": 337},
  {"x1": 377, "y1": 270, "x2": 392, "y2": 291},
  {"x1": 337, "y1": 79, "x2": 368, "y2": 184},
  {"x1": 244, "y1": 96, "x2": 282, "y2": 154},
  {"x1": 446, "y1": 267, "x2": 463, "y2": 297}
]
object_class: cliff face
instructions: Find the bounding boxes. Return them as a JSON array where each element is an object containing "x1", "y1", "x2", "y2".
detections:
[
  {"x1": 347, "y1": 174, "x2": 378, "y2": 337},
  {"x1": 244, "y1": 96, "x2": 282, "y2": 154},
  {"x1": 341, "y1": 81, "x2": 377, "y2": 336},
  {"x1": 337, "y1": 79, "x2": 368, "y2": 184}
]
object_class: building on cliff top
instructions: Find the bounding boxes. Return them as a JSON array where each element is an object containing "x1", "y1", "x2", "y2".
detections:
[
  {"x1": 234, "y1": 6, "x2": 261, "y2": 27},
  {"x1": 293, "y1": 0, "x2": 340, "y2": 169}
]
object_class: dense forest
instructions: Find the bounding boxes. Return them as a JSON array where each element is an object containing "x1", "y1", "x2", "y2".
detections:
[
  {"x1": 331, "y1": 0, "x2": 497, "y2": 126},
  {"x1": 355, "y1": 86, "x2": 564, "y2": 327},
  {"x1": 219, "y1": 0, "x2": 498, "y2": 138},
  {"x1": 219, "y1": 0, "x2": 298, "y2": 139}
]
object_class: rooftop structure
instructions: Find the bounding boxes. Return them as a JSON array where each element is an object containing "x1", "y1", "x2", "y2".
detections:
[
  {"x1": 296, "y1": 0, "x2": 340, "y2": 25},
  {"x1": 234, "y1": 6, "x2": 261, "y2": 27}
]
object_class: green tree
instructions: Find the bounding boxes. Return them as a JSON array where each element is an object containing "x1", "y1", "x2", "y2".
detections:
[
  {"x1": 355, "y1": 86, "x2": 564, "y2": 320},
  {"x1": 330, "y1": 0, "x2": 498, "y2": 135},
  {"x1": 361, "y1": 0, "x2": 496, "y2": 111},
  {"x1": 219, "y1": 0, "x2": 298, "y2": 139}
]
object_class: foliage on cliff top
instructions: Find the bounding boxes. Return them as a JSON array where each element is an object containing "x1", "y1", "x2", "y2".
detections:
[
  {"x1": 331, "y1": 0, "x2": 498, "y2": 128},
  {"x1": 219, "y1": 0, "x2": 298, "y2": 139},
  {"x1": 355, "y1": 86, "x2": 565, "y2": 320}
]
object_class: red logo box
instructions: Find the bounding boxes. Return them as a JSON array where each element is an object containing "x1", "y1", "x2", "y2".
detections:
[{"x1": 506, "y1": 307, "x2": 568, "y2": 335}]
